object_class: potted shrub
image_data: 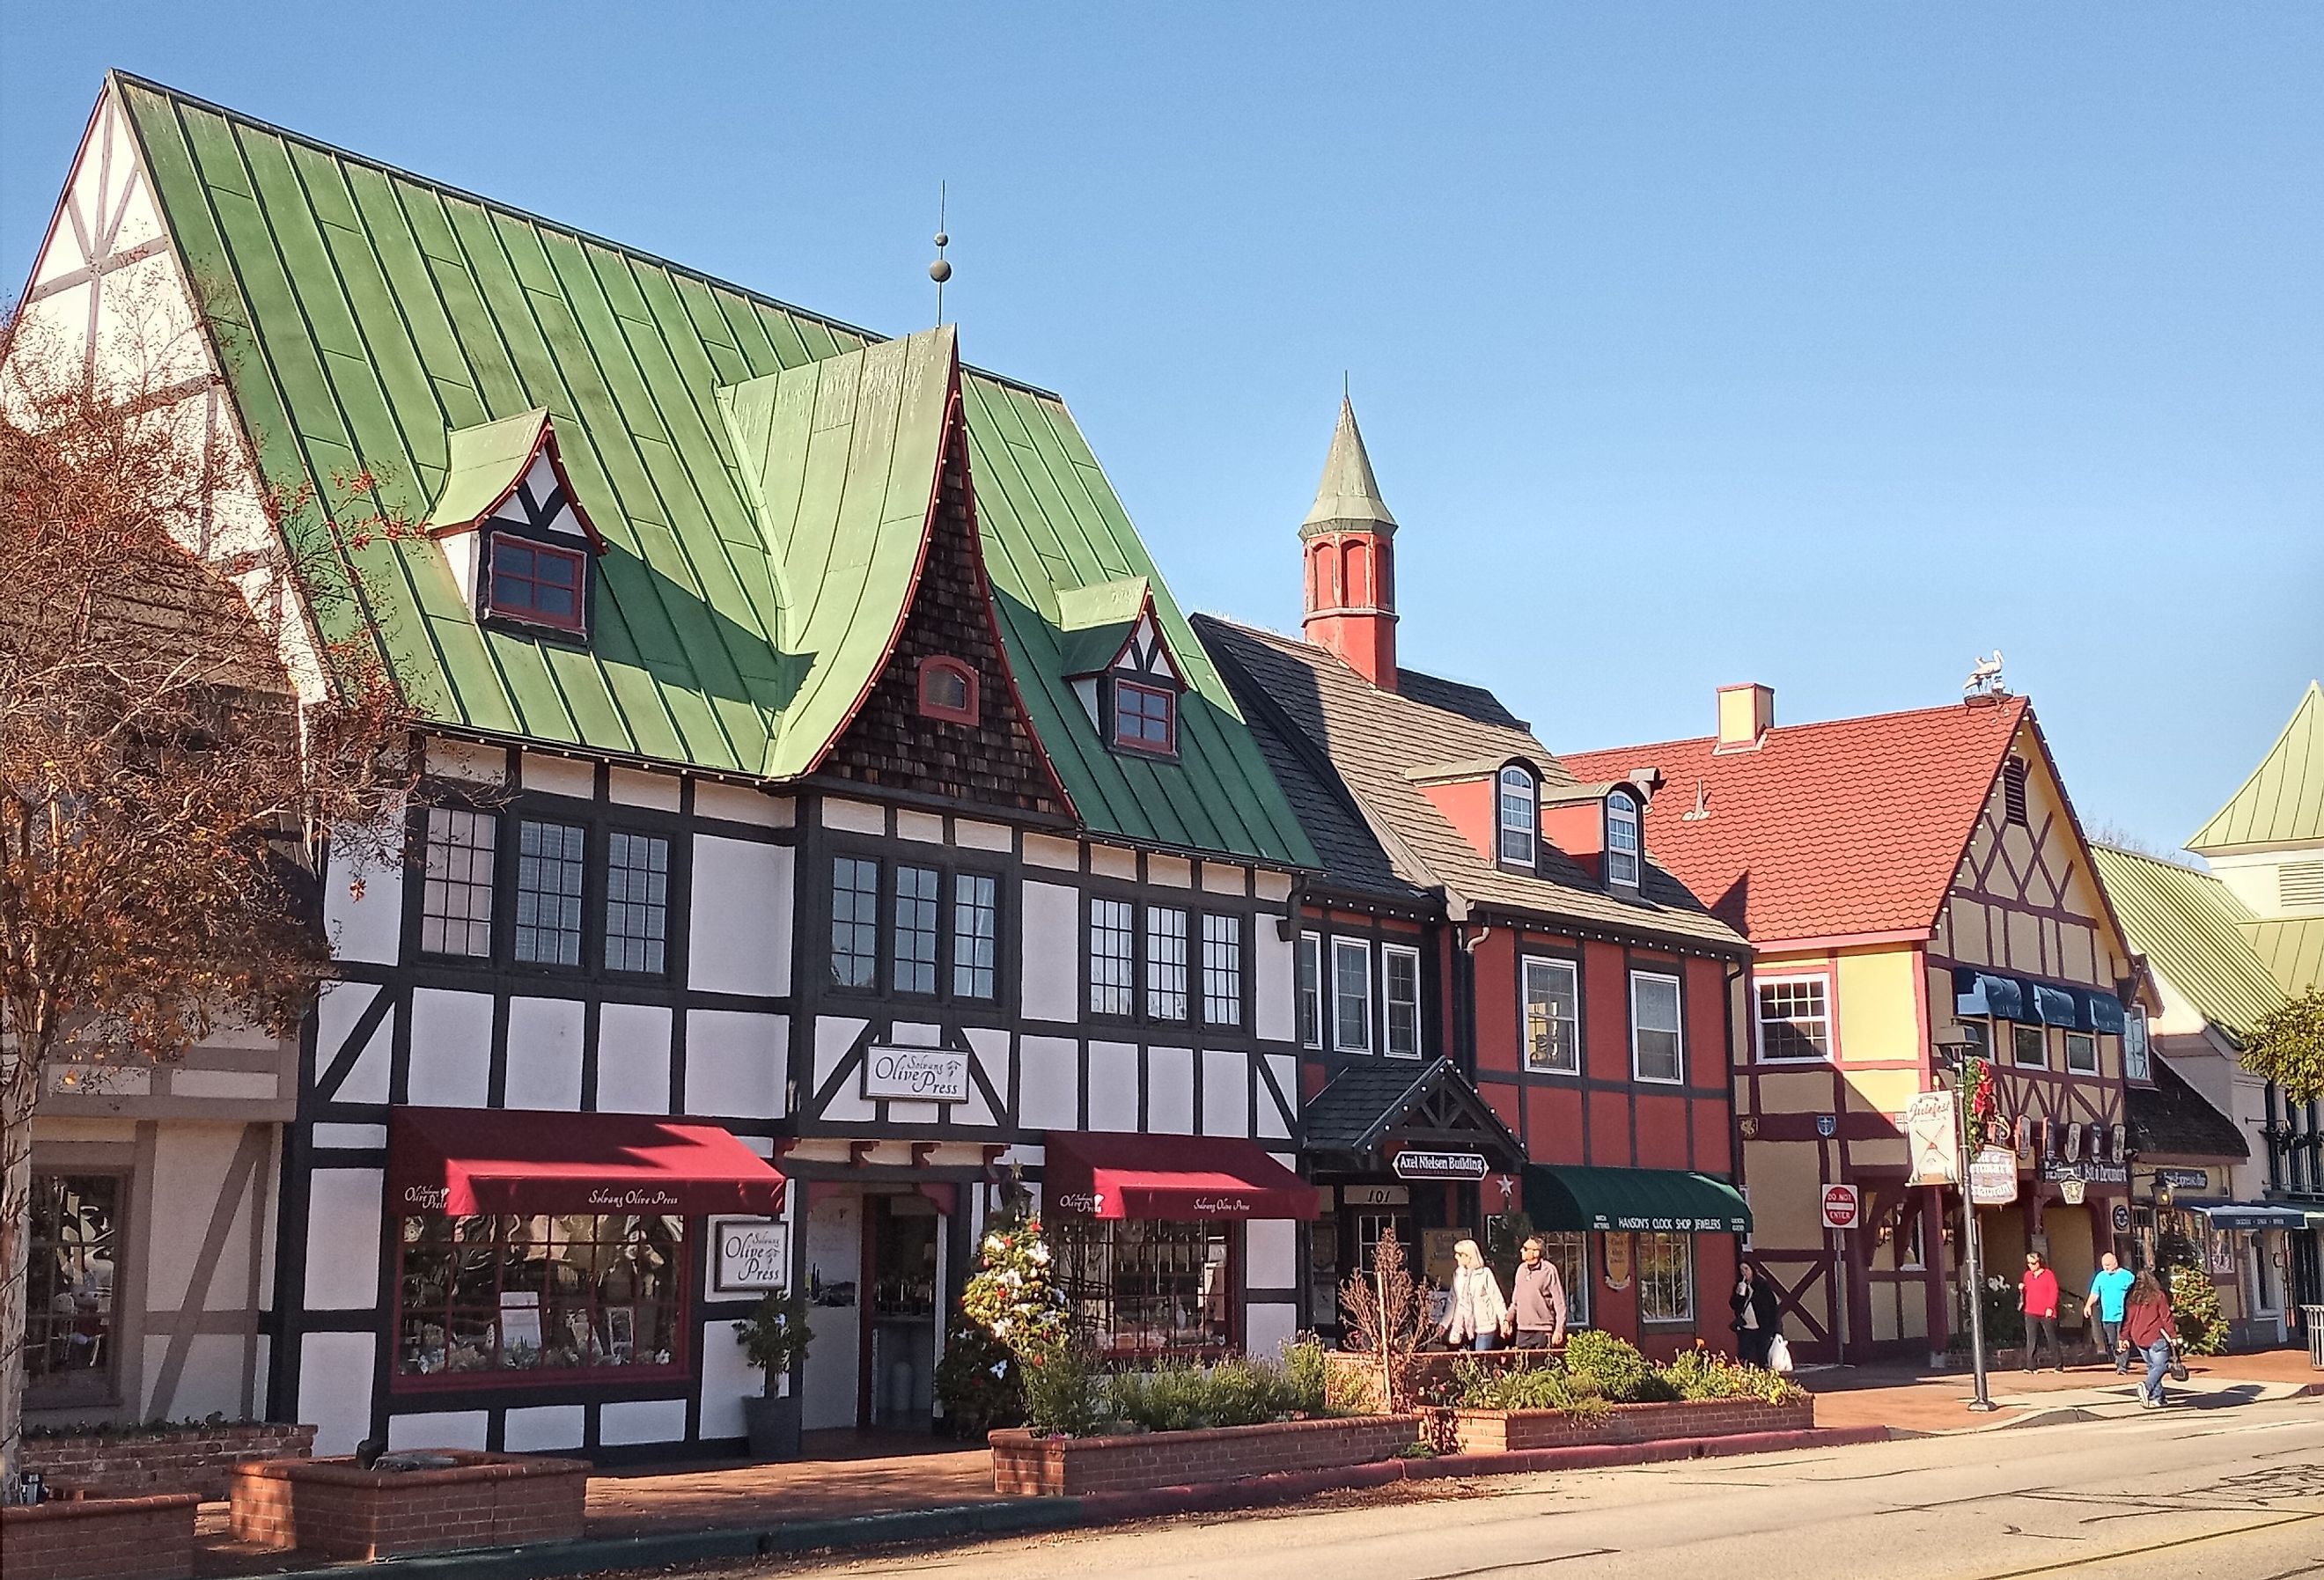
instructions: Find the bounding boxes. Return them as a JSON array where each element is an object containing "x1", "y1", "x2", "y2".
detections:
[{"x1": 733, "y1": 1291, "x2": 812, "y2": 1460}]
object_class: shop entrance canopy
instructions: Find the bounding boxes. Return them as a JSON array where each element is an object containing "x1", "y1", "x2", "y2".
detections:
[
  {"x1": 1525, "y1": 1165, "x2": 1753, "y2": 1235},
  {"x1": 1044, "y1": 1132, "x2": 1317, "y2": 1221},
  {"x1": 388, "y1": 1106, "x2": 786, "y2": 1216},
  {"x1": 2177, "y1": 1198, "x2": 2313, "y2": 1232}
]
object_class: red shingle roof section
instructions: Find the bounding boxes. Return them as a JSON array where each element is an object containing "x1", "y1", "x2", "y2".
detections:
[{"x1": 1561, "y1": 696, "x2": 2029, "y2": 945}]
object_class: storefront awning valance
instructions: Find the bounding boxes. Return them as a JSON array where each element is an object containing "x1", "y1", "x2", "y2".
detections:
[
  {"x1": 1044, "y1": 1132, "x2": 1317, "y2": 1221},
  {"x1": 2176, "y1": 1198, "x2": 2313, "y2": 1232},
  {"x1": 1952, "y1": 969, "x2": 2124, "y2": 1033},
  {"x1": 1524, "y1": 1165, "x2": 1752, "y2": 1235},
  {"x1": 388, "y1": 1106, "x2": 786, "y2": 1216}
]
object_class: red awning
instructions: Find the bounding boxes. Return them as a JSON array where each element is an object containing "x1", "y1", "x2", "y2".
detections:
[
  {"x1": 388, "y1": 1107, "x2": 785, "y2": 1216},
  {"x1": 1043, "y1": 1132, "x2": 1317, "y2": 1221}
]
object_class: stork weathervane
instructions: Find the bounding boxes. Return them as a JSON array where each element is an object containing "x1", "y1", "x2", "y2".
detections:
[
  {"x1": 1964, "y1": 649, "x2": 2007, "y2": 699},
  {"x1": 929, "y1": 182, "x2": 952, "y2": 326}
]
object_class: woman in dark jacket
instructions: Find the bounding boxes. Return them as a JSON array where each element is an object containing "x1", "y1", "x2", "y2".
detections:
[
  {"x1": 2121, "y1": 1270, "x2": 2181, "y2": 1408},
  {"x1": 1731, "y1": 1262, "x2": 1782, "y2": 1368}
]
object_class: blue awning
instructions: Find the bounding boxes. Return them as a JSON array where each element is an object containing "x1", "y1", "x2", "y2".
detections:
[
  {"x1": 1953, "y1": 969, "x2": 2026, "y2": 1021},
  {"x1": 2080, "y1": 989, "x2": 2126, "y2": 1034},
  {"x1": 2031, "y1": 983, "x2": 2080, "y2": 1027},
  {"x1": 1956, "y1": 970, "x2": 2127, "y2": 1034}
]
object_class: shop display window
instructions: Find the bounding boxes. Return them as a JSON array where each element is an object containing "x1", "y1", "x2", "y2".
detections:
[
  {"x1": 395, "y1": 1211, "x2": 686, "y2": 1385},
  {"x1": 1052, "y1": 1219, "x2": 1233, "y2": 1359},
  {"x1": 24, "y1": 1172, "x2": 122, "y2": 1407},
  {"x1": 1636, "y1": 1231, "x2": 1695, "y2": 1324}
]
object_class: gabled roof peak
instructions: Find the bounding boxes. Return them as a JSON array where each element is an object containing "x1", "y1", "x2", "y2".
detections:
[
  {"x1": 2187, "y1": 680, "x2": 2323, "y2": 856},
  {"x1": 1300, "y1": 395, "x2": 1397, "y2": 539}
]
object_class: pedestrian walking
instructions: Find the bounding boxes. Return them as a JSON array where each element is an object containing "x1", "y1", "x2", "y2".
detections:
[
  {"x1": 1509, "y1": 1236, "x2": 1567, "y2": 1350},
  {"x1": 1438, "y1": 1238, "x2": 1511, "y2": 1351},
  {"x1": 2120, "y1": 1269, "x2": 2182, "y2": 1407},
  {"x1": 1731, "y1": 1261, "x2": 1782, "y2": 1369},
  {"x1": 2019, "y1": 1251, "x2": 2064, "y2": 1372},
  {"x1": 2083, "y1": 1253, "x2": 2135, "y2": 1373}
]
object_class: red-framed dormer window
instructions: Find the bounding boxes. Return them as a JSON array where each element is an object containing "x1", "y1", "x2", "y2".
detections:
[
  {"x1": 917, "y1": 657, "x2": 980, "y2": 725},
  {"x1": 1113, "y1": 679, "x2": 1177, "y2": 756},
  {"x1": 487, "y1": 534, "x2": 588, "y2": 635}
]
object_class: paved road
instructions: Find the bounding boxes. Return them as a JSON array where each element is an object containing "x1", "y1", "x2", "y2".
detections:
[{"x1": 733, "y1": 1398, "x2": 2324, "y2": 1580}]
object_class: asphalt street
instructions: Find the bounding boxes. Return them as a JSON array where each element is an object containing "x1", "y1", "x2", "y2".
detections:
[{"x1": 724, "y1": 1397, "x2": 2324, "y2": 1580}]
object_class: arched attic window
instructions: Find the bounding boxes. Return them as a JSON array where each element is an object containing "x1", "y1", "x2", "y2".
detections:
[
  {"x1": 1606, "y1": 790, "x2": 1642, "y2": 887},
  {"x1": 916, "y1": 656, "x2": 980, "y2": 725},
  {"x1": 1497, "y1": 765, "x2": 1538, "y2": 868}
]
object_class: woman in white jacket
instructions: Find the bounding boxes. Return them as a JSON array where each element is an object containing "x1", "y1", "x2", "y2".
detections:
[{"x1": 1438, "y1": 1238, "x2": 1511, "y2": 1351}]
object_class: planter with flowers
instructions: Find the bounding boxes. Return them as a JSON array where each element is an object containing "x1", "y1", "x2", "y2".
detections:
[{"x1": 733, "y1": 1291, "x2": 813, "y2": 1460}]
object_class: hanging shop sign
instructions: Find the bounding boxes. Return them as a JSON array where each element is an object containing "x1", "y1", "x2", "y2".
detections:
[
  {"x1": 1392, "y1": 1149, "x2": 1489, "y2": 1182},
  {"x1": 1906, "y1": 1091, "x2": 1960, "y2": 1187},
  {"x1": 1820, "y1": 1184, "x2": 1862, "y2": 1230},
  {"x1": 2039, "y1": 1158, "x2": 2128, "y2": 1187},
  {"x1": 2060, "y1": 1179, "x2": 2087, "y2": 1206},
  {"x1": 1342, "y1": 1185, "x2": 1410, "y2": 1207},
  {"x1": 710, "y1": 1216, "x2": 791, "y2": 1294},
  {"x1": 2112, "y1": 1202, "x2": 2134, "y2": 1234},
  {"x1": 1602, "y1": 1232, "x2": 1633, "y2": 1291},
  {"x1": 863, "y1": 1047, "x2": 971, "y2": 1105},
  {"x1": 2155, "y1": 1168, "x2": 2210, "y2": 1191},
  {"x1": 1969, "y1": 1147, "x2": 2020, "y2": 1207}
]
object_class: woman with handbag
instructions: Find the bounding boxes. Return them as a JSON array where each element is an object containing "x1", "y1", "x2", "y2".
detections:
[
  {"x1": 2119, "y1": 1269, "x2": 2182, "y2": 1409},
  {"x1": 1730, "y1": 1262, "x2": 1782, "y2": 1370}
]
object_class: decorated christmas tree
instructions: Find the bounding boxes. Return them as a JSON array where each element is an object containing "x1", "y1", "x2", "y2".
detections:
[{"x1": 937, "y1": 1202, "x2": 1074, "y2": 1434}]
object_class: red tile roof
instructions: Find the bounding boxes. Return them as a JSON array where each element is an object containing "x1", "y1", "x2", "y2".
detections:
[{"x1": 1561, "y1": 696, "x2": 2029, "y2": 946}]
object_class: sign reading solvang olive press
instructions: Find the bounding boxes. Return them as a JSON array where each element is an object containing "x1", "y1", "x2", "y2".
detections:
[
  {"x1": 862, "y1": 1046, "x2": 970, "y2": 1104},
  {"x1": 710, "y1": 1217, "x2": 791, "y2": 1294}
]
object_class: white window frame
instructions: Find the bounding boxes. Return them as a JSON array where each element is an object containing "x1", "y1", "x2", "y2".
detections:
[
  {"x1": 1498, "y1": 766, "x2": 1537, "y2": 868},
  {"x1": 1636, "y1": 1231, "x2": 1695, "y2": 1324},
  {"x1": 2122, "y1": 1009, "x2": 2150, "y2": 1083},
  {"x1": 1605, "y1": 791, "x2": 1641, "y2": 888},
  {"x1": 1382, "y1": 943, "x2": 1423, "y2": 1059},
  {"x1": 1298, "y1": 931, "x2": 1323, "y2": 1049},
  {"x1": 1537, "y1": 1230, "x2": 1591, "y2": 1328},
  {"x1": 1331, "y1": 937, "x2": 1373, "y2": 1055},
  {"x1": 1754, "y1": 974, "x2": 1833, "y2": 1062},
  {"x1": 1629, "y1": 969, "x2": 1685, "y2": 1084},
  {"x1": 1522, "y1": 956, "x2": 1581, "y2": 1075},
  {"x1": 2011, "y1": 1022, "x2": 2048, "y2": 1069},
  {"x1": 2064, "y1": 1030, "x2": 2099, "y2": 1075}
]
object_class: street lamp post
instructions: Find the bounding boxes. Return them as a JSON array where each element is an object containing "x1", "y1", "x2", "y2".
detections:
[{"x1": 1933, "y1": 1022, "x2": 1996, "y2": 1414}]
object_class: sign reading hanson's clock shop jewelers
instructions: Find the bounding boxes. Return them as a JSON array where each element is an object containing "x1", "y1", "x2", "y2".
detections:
[
  {"x1": 1391, "y1": 1149, "x2": 1489, "y2": 1182},
  {"x1": 863, "y1": 1047, "x2": 970, "y2": 1105}
]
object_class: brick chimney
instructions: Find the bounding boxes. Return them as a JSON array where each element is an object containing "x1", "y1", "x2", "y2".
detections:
[
  {"x1": 1300, "y1": 397, "x2": 1398, "y2": 689},
  {"x1": 1716, "y1": 683, "x2": 1774, "y2": 752}
]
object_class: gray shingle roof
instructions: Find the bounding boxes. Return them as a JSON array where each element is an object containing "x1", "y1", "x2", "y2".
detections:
[
  {"x1": 2129, "y1": 1058, "x2": 2249, "y2": 1163},
  {"x1": 1302, "y1": 1057, "x2": 1523, "y2": 1161}
]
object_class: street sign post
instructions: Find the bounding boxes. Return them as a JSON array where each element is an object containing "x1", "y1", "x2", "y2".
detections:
[{"x1": 1820, "y1": 1184, "x2": 1862, "y2": 1231}]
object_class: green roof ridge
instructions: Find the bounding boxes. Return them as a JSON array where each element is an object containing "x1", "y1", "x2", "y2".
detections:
[
  {"x1": 2187, "y1": 680, "x2": 2323, "y2": 855},
  {"x1": 2090, "y1": 842, "x2": 2286, "y2": 1044}
]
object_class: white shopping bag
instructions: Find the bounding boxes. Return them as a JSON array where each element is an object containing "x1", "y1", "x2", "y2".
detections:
[{"x1": 1767, "y1": 1334, "x2": 1794, "y2": 1374}]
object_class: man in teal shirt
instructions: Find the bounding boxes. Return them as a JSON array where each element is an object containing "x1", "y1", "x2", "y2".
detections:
[{"x1": 2085, "y1": 1253, "x2": 2136, "y2": 1373}]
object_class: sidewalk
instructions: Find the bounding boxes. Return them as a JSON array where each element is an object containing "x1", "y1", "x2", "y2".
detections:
[{"x1": 1806, "y1": 1346, "x2": 2322, "y2": 1436}]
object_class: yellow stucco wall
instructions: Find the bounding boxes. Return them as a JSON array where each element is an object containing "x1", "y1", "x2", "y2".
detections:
[{"x1": 1835, "y1": 949, "x2": 1922, "y2": 1065}]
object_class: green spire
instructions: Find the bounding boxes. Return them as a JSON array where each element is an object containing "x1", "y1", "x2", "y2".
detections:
[{"x1": 1300, "y1": 396, "x2": 1397, "y2": 540}]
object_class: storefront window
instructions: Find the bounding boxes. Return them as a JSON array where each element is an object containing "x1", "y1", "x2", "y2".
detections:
[
  {"x1": 1636, "y1": 1231, "x2": 1694, "y2": 1324},
  {"x1": 396, "y1": 1212, "x2": 686, "y2": 1384},
  {"x1": 1052, "y1": 1219, "x2": 1232, "y2": 1358},
  {"x1": 24, "y1": 1173, "x2": 122, "y2": 1407},
  {"x1": 1539, "y1": 1230, "x2": 1591, "y2": 1327}
]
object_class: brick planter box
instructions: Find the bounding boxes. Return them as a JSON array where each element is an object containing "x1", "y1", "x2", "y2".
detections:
[
  {"x1": 0, "y1": 1490, "x2": 200, "y2": 1580},
  {"x1": 228, "y1": 1450, "x2": 589, "y2": 1561},
  {"x1": 990, "y1": 1414, "x2": 1420, "y2": 1496},
  {"x1": 24, "y1": 1422, "x2": 316, "y2": 1502},
  {"x1": 1452, "y1": 1395, "x2": 1815, "y2": 1454},
  {"x1": 1323, "y1": 1350, "x2": 1555, "y2": 1413}
]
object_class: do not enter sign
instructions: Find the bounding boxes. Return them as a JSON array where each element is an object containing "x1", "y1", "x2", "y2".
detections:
[{"x1": 1820, "y1": 1184, "x2": 1862, "y2": 1230}]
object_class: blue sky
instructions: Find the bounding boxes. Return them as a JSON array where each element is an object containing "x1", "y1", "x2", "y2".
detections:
[{"x1": 4, "y1": 4, "x2": 2317, "y2": 853}]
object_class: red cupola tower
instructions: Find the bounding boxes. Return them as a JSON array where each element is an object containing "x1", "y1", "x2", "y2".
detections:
[{"x1": 1299, "y1": 396, "x2": 1399, "y2": 689}]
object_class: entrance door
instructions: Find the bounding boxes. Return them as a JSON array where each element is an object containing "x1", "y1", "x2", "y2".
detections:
[
  {"x1": 1341, "y1": 1207, "x2": 1415, "y2": 1327},
  {"x1": 866, "y1": 1195, "x2": 940, "y2": 1429},
  {"x1": 800, "y1": 1190, "x2": 862, "y2": 1432}
]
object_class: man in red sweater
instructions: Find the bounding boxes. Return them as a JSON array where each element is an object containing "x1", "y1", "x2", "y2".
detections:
[{"x1": 2020, "y1": 1252, "x2": 2064, "y2": 1372}]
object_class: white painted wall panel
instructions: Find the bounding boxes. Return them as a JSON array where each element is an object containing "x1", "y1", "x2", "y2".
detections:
[
  {"x1": 599, "y1": 1398, "x2": 689, "y2": 1445},
  {"x1": 1146, "y1": 1047, "x2": 1195, "y2": 1134},
  {"x1": 1089, "y1": 845, "x2": 1136, "y2": 881},
  {"x1": 299, "y1": 1333, "x2": 377, "y2": 1456},
  {"x1": 324, "y1": 841, "x2": 402, "y2": 965},
  {"x1": 504, "y1": 996, "x2": 585, "y2": 1111},
  {"x1": 1087, "y1": 1041, "x2": 1138, "y2": 1131},
  {"x1": 316, "y1": 983, "x2": 391, "y2": 1105},
  {"x1": 1245, "y1": 1302, "x2": 1298, "y2": 1363},
  {"x1": 408, "y1": 988, "x2": 494, "y2": 1108},
  {"x1": 689, "y1": 837, "x2": 792, "y2": 997},
  {"x1": 144, "y1": 1125, "x2": 253, "y2": 1311},
  {"x1": 595, "y1": 1002, "x2": 673, "y2": 1113},
  {"x1": 1202, "y1": 1050, "x2": 1249, "y2": 1136},
  {"x1": 686, "y1": 1010, "x2": 784, "y2": 1119},
  {"x1": 1247, "y1": 1217, "x2": 1298, "y2": 1288},
  {"x1": 168, "y1": 1069, "x2": 278, "y2": 1099},
  {"x1": 503, "y1": 1404, "x2": 586, "y2": 1452},
  {"x1": 520, "y1": 753, "x2": 594, "y2": 799},
  {"x1": 606, "y1": 767, "x2": 680, "y2": 811},
  {"x1": 822, "y1": 798, "x2": 885, "y2": 834},
  {"x1": 389, "y1": 1410, "x2": 489, "y2": 1451},
  {"x1": 895, "y1": 809, "x2": 945, "y2": 844},
  {"x1": 695, "y1": 783, "x2": 791, "y2": 827},
  {"x1": 1024, "y1": 834, "x2": 1078, "y2": 871},
  {"x1": 956, "y1": 1026, "x2": 1009, "y2": 1128},
  {"x1": 697, "y1": 1324, "x2": 758, "y2": 1441},
  {"x1": 305, "y1": 1168, "x2": 381, "y2": 1309},
  {"x1": 954, "y1": 818, "x2": 1011, "y2": 851},
  {"x1": 1259, "y1": 1055, "x2": 1298, "y2": 1140},
  {"x1": 1255, "y1": 934, "x2": 1296, "y2": 1043},
  {"x1": 1021, "y1": 882, "x2": 1079, "y2": 1022},
  {"x1": 1019, "y1": 1037, "x2": 1078, "y2": 1130}
]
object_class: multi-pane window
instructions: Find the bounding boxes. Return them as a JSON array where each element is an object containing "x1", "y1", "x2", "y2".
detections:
[
  {"x1": 1539, "y1": 1230, "x2": 1591, "y2": 1328},
  {"x1": 1606, "y1": 793, "x2": 1641, "y2": 886},
  {"x1": 953, "y1": 874, "x2": 998, "y2": 1000},
  {"x1": 1381, "y1": 944, "x2": 1420, "y2": 1056},
  {"x1": 2123, "y1": 1010, "x2": 2151, "y2": 1083},
  {"x1": 1332, "y1": 937, "x2": 1372, "y2": 1053},
  {"x1": 1498, "y1": 767, "x2": 1537, "y2": 867},
  {"x1": 603, "y1": 832, "x2": 670, "y2": 974},
  {"x1": 1756, "y1": 977, "x2": 1830, "y2": 1061},
  {"x1": 1523, "y1": 957, "x2": 1580, "y2": 1074},
  {"x1": 830, "y1": 857, "x2": 880, "y2": 989},
  {"x1": 892, "y1": 865, "x2": 939, "y2": 994},
  {"x1": 22, "y1": 1173, "x2": 122, "y2": 1407},
  {"x1": 1113, "y1": 680, "x2": 1176, "y2": 754},
  {"x1": 1052, "y1": 1218, "x2": 1232, "y2": 1358},
  {"x1": 420, "y1": 807, "x2": 496, "y2": 957},
  {"x1": 1202, "y1": 915, "x2": 1244, "y2": 1027},
  {"x1": 1298, "y1": 933, "x2": 1322, "y2": 1049},
  {"x1": 396, "y1": 1211, "x2": 684, "y2": 1382},
  {"x1": 1630, "y1": 970, "x2": 1684, "y2": 1083},
  {"x1": 513, "y1": 819, "x2": 586, "y2": 966},
  {"x1": 2012, "y1": 1023, "x2": 2048, "y2": 1069},
  {"x1": 1145, "y1": 906, "x2": 1189, "y2": 1021},
  {"x1": 2064, "y1": 1031, "x2": 2099, "y2": 1075},
  {"x1": 488, "y1": 535, "x2": 587, "y2": 632},
  {"x1": 1090, "y1": 898, "x2": 1136, "y2": 1016},
  {"x1": 1636, "y1": 1231, "x2": 1694, "y2": 1323}
]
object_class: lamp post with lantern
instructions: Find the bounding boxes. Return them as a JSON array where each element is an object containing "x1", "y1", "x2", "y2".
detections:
[{"x1": 1931, "y1": 1021, "x2": 1997, "y2": 1413}]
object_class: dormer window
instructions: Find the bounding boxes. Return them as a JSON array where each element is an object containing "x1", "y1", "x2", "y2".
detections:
[
  {"x1": 486, "y1": 536, "x2": 587, "y2": 634},
  {"x1": 1606, "y1": 791, "x2": 1642, "y2": 887},
  {"x1": 1113, "y1": 679, "x2": 1177, "y2": 756},
  {"x1": 1497, "y1": 766, "x2": 1537, "y2": 867},
  {"x1": 916, "y1": 657, "x2": 980, "y2": 725}
]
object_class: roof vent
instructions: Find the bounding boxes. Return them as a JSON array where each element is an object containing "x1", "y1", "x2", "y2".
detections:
[{"x1": 1716, "y1": 683, "x2": 1773, "y2": 752}]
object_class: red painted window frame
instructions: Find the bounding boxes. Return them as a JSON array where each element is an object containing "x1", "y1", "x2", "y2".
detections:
[
  {"x1": 916, "y1": 656, "x2": 980, "y2": 725},
  {"x1": 486, "y1": 533, "x2": 589, "y2": 636},
  {"x1": 1111, "y1": 679, "x2": 1177, "y2": 756}
]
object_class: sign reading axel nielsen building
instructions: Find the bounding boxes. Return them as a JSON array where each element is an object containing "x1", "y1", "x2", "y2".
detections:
[{"x1": 863, "y1": 1047, "x2": 971, "y2": 1105}]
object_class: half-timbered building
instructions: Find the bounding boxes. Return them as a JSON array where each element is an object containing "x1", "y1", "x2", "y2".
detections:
[
  {"x1": 11, "y1": 75, "x2": 1321, "y2": 1460},
  {"x1": 1195, "y1": 401, "x2": 1754, "y2": 1359}
]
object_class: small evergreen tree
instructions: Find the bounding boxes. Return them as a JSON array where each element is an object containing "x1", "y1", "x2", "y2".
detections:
[{"x1": 2166, "y1": 1256, "x2": 2227, "y2": 1356}]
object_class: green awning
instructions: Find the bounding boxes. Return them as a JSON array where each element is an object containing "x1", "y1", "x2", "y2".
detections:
[{"x1": 1524, "y1": 1165, "x2": 1752, "y2": 1235}]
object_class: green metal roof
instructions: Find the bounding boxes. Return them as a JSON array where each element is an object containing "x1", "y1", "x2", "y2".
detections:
[
  {"x1": 2188, "y1": 681, "x2": 2323, "y2": 856},
  {"x1": 1299, "y1": 396, "x2": 1396, "y2": 540},
  {"x1": 2089, "y1": 844, "x2": 2287, "y2": 1044},
  {"x1": 1523, "y1": 1165, "x2": 1751, "y2": 1235},
  {"x1": 430, "y1": 409, "x2": 555, "y2": 531},
  {"x1": 112, "y1": 75, "x2": 1313, "y2": 866},
  {"x1": 1055, "y1": 576, "x2": 1151, "y2": 678},
  {"x1": 2245, "y1": 917, "x2": 2324, "y2": 998}
]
